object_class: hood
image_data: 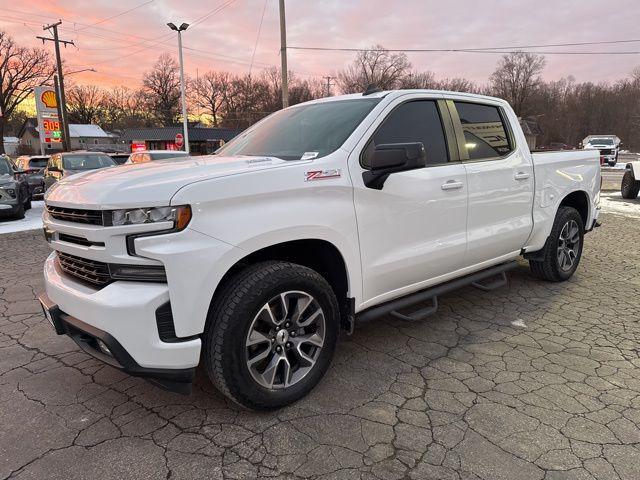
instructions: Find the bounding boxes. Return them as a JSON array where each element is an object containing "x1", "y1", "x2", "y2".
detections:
[
  {"x1": 0, "y1": 174, "x2": 16, "y2": 187},
  {"x1": 45, "y1": 155, "x2": 291, "y2": 209}
]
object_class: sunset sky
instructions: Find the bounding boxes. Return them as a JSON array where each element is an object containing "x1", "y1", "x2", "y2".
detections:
[{"x1": 1, "y1": 0, "x2": 639, "y2": 89}]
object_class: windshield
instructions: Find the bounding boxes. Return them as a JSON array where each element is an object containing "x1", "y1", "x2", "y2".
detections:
[
  {"x1": 0, "y1": 159, "x2": 11, "y2": 175},
  {"x1": 29, "y1": 158, "x2": 48, "y2": 168},
  {"x1": 63, "y1": 154, "x2": 115, "y2": 170},
  {"x1": 216, "y1": 98, "x2": 381, "y2": 160},
  {"x1": 589, "y1": 138, "x2": 614, "y2": 145},
  {"x1": 150, "y1": 152, "x2": 189, "y2": 160}
]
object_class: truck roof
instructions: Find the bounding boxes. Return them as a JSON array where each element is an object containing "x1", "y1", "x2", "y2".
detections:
[{"x1": 301, "y1": 89, "x2": 507, "y2": 107}]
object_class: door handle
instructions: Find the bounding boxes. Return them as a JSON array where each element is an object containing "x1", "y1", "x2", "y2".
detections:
[
  {"x1": 441, "y1": 180, "x2": 464, "y2": 190},
  {"x1": 514, "y1": 171, "x2": 531, "y2": 180}
]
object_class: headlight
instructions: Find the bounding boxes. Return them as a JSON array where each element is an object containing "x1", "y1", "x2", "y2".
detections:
[
  {"x1": 108, "y1": 205, "x2": 191, "y2": 230},
  {"x1": 2, "y1": 188, "x2": 16, "y2": 198}
]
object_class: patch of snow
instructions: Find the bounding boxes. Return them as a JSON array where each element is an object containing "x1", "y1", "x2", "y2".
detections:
[
  {"x1": 511, "y1": 319, "x2": 527, "y2": 328},
  {"x1": 600, "y1": 192, "x2": 640, "y2": 219},
  {"x1": 0, "y1": 201, "x2": 44, "y2": 235}
]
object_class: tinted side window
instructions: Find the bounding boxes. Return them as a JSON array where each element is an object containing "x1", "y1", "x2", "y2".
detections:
[
  {"x1": 454, "y1": 102, "x2": 513, "y2": 160},
  {"x1": 365, "y1": 100, "x2": 449, "y2": 167}
]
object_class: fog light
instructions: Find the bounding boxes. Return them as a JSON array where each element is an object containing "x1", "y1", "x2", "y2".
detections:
[
  {"x1": 97, "y1": 339, "x2": 112, "y2": 356},
  {"x1": 109, "y1": 264, "x2": 167, "y2": 282}
]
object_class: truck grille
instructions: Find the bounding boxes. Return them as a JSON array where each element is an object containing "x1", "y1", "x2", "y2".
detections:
[
  {"x1": 599, "y1": 149, "x2": 613, "y2": 155},
  {"x1": 46, "y1": 205, "x2": 104, "y2": 225},
  {"x1": 57, "y1": 252, "x2": 111, "y2": 287}
]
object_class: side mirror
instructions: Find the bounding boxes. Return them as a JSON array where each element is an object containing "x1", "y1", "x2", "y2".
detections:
[{"x1": 362, "y1": 142, "x2": 427, "y2": 189}]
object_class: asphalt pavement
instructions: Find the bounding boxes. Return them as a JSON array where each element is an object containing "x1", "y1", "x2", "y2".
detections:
[{"x1": 1, "y1": 198, "x2": 640, "y2": 479}]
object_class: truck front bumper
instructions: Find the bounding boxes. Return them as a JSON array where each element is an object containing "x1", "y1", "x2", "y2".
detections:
[{"x1": 40, "y1": 253, "x2": 201, "y2": 394}]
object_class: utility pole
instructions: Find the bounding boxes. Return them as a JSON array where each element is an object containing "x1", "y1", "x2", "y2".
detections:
[
  {"x1": 37, "y1": 21, "x2": 74, "y2": 152},
  {"x1": 167, "y1": 22, "x2": 190, "y2": 154},
  {"x1": 323, "y1": 76, "x2": 334, "y2": 97},
  {"x1": 278, "y1": 0, "x2": 288, "y2": 108},
  {"x1": 53, "y1": 75, "x2": 64, "y2": 153}
]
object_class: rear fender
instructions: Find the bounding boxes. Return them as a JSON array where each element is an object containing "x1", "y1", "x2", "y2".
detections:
[{"x1": 626, "y1": 162, "x2": 640, "y2": 178}]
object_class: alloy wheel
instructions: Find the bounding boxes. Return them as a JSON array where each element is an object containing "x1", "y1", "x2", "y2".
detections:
[
  {"x1": 557, "y1": 219, "x2": 580, "y2": 272},
  {"x1": 245, "y1": 291, "x2": 325, "y2": 390}
]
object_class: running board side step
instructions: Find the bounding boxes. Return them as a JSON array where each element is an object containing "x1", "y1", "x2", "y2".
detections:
[{"x1": 357, "y1": 261, "x2": 519, "y2": 323}]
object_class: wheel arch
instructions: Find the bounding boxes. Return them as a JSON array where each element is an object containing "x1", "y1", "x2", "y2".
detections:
[
  {"x1": 627, "y1": 161, "x2": 640, "y2": 178},
  {"x1": 209, "y1": 238, "x2": 353, "y2": 328},
  {"x1": 558, "y1": 190, "x2": 590, "y2": 229}
]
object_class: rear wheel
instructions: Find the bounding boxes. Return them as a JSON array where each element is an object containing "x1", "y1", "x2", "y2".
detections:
[
  {"x1": 530, "y1": 206, "x2": 584, "y2": 282},
  {"x1": 621, "y1": 171, "x2": 640, "y2": 199},
  {"x1": 203, "y1": 261, "x2": 340, "y2": 410}
]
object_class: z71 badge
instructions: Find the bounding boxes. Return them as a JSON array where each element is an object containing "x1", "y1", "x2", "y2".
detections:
[{"x1": 305, "y1": 169, "x2": 342, "y2": 181}]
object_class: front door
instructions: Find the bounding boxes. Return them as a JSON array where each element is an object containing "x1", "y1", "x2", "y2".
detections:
[{"x1": 351, "y1": 98, "x2": 468, "y2": 309}]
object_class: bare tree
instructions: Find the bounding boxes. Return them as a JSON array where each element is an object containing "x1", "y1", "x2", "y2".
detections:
[
  {"x1": 66, "y1": 85, "x2": 103, "y2": 124},
  {"x1": 397, "y1": 71, "x2": 437, "y2": 89},
  {"x1": 0, "y1": 31, "x2": 54, "y2": 153},
  {"x1": 434, "y1": 77, "x2": 480, "y2": 93},
  {"x1": 142, "y1": 53, "x2": 181, "y2": 126},
  {"x1": 189, "y1": 71, "x2": 231, "y2": 127},
  {"x1": 489, "y1": 51, "x2": 546, "y2": 116},
  {"x1": 337, "y1": 46, "x2": 411, "y2": 93},
  {"x1": 101, "y1": 86, "x2": 149, "y2": 130}
]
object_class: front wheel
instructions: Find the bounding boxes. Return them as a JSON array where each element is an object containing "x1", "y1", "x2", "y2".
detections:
[
  {"x1": 529, "y1": 206, "x2": 584, "y2": 282},
  {"x1": 621, "y1": 171, "x2": 640, "y2": 199},
  {"x1": 203, "y1": 261, "x2": 340, "y2": 410},
  {"x1": 13, "y1": 195, "x2": 25, "y2": 220}
]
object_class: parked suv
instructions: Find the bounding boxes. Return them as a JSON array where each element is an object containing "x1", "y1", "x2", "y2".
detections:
[
  {"x1": 0, "y1": 156, "x2": 31, "y2": 219},
  {"x1": 39, "y1": 90, "x2": 601, "y2": 409},
  {"x1": 44, "y1": 152, "x2": 116, "y2": 192},
  {"x1": 15, "y1": 155, "x2": 49, "y2": 199}
]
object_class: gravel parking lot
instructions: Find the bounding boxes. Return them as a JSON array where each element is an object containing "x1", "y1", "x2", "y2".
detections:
[{"x1": 1, "y1": 208, "x2": 639, "y2": 479}]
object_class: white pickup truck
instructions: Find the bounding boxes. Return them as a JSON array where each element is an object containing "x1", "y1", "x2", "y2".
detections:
[{"x1": 39, "y1": 89, "x2": 601, "y2": 409}]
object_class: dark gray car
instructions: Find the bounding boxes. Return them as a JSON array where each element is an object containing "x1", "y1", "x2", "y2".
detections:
[
  {"x1": 43, "y1": 152, "x2": 116, "y2": 192},
  {"x1": 15, "y1": 155, "x2": 49, "y2": 199},
  {"x1": 0, "y1": 156, "x2": 31, "y2": 219}
]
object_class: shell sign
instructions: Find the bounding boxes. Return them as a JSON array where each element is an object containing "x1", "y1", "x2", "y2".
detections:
[
  {"x1": 40, "y1": 89, "x2": 58, "y2": 109},
  {"x1": 34, "y1": 85, "x2": 59, "y2": 116}
]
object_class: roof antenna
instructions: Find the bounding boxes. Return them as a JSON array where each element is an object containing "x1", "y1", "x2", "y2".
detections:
[{"x1": 362, "y1": 84, "x2": 382, "y2": 96}]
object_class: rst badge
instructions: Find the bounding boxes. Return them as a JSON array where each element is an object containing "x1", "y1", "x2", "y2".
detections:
[{"x1": 305, "y1": 169, "x2": 342, "y2": 182}]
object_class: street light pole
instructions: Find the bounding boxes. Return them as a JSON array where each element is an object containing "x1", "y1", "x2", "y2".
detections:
[{"x1": 168, "y1": 22, "x2": 190, "y2": 154}]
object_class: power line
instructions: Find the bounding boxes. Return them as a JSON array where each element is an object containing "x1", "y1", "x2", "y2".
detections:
[
  {"x1": 74, "y1": 0, "x2": 155, "y2": 31},
  {"x1": 288, "y1": 46, "x2": 640, "y2": 55},
  {"x1": 249, "y1": 0, "x2": 268, "y2": 76}
]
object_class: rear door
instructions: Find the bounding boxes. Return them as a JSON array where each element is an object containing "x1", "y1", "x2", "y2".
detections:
[
  {"x1": 351, "y1": 97, "x2": 468, "y2": 308},
  {"x1": 449, "y1": 100, "x2": 534, "y2": 266}
]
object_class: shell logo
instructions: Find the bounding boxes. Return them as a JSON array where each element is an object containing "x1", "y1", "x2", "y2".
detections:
[{"x1": 41, "y1": 90, "x2": 58, "y2": 109}]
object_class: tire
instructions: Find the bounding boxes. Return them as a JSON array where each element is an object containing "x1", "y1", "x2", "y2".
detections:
[
  {"x1": 529, "y1": 206, "x2": 584, "y2": 282},
  {"x1": 608, "y1": 161, "x2": 616, "y2": 167},
  {"x1": 24, "y1": 194, "x2": 32, "y2": 211},
  {"x1": 13, "y1": 196, "x2": 25, "y2": 220},
  {"x1": 621, "y1": 171, "x2": 640, "y2": 199},
  {"x1": 203, "y1": 261, "x2": 340, "y2": 410}
]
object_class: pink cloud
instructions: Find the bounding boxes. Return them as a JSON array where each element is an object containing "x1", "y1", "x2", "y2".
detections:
[{"x1": 1, "y1": 0, "x2": 638, "y2": 90}]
